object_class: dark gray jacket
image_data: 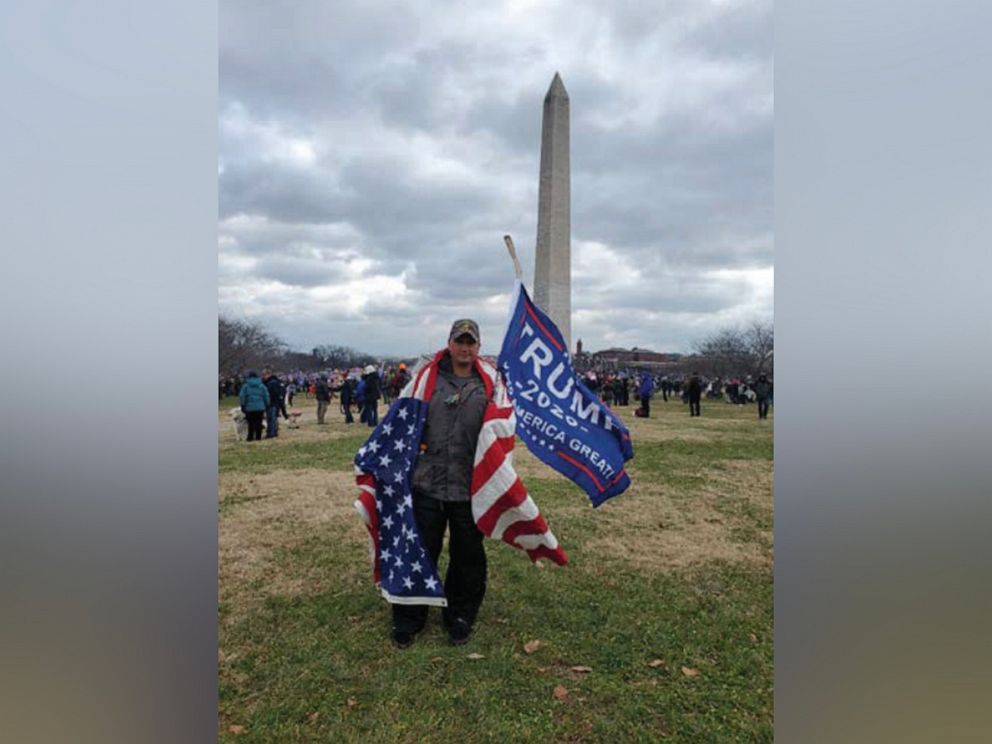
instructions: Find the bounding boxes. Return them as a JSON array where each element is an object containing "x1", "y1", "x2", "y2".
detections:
[{"x1": 411, "y1": 355, "x2": 487, "y2": 502}]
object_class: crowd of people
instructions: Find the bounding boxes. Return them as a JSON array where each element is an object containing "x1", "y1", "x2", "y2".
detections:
[
  {"x1": 221, "y1": 364, "x2": 774, "y2": 442},
  {"x1": 222, "y1": 364, "x2": 416, "y2": 440},
  {"x1": 581, "y1": 369, "x2": 773, "y2": 419}
]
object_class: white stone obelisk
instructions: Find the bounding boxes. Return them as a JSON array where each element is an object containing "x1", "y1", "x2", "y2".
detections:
[{"x1": 533, "y1": 72, "x2": 571, "y2": 353}]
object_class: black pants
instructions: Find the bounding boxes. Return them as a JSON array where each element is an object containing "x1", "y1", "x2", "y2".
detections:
[
  {"x1": 758, "y1": 399, "x2": 770, "y2": 419},
  {"x1": 641, "y1": 395, "x2": 651, "y2": 417},
  {"x1": 689, "y1": 398, "x2": 701, "y2": 416},
  {"x1": 392, "y1": 495, "x2": 487, "y2": 633},
  {"x1": 245, "y1": 411, "x2": 264, "y2": 441}
]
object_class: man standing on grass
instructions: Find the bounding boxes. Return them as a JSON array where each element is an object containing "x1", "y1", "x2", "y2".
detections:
[
  {"x1": 389, "y1": 320, "x2": 490, "y2": 648},
  {"x1": 340, "y1": 373, "x2": 355, "y2": 424},
  {"x1": 754, "y1": 374, "x2": 772, "y2": 420},
  {"x1": 315, "y1": 375, "x2": 331, "y2": 425},
  {"x1": 238, "y1": 370, "x2": 269, "y2": 442},
  {"x1": 638, "y1": 371, "x2": 655, "y2": 417},
  {"x1": 263, "y1": 370, "x2": 284, "y2": 438},
  {"x1": 687, "y1": 371, "x2": 703, "y2": 417}
]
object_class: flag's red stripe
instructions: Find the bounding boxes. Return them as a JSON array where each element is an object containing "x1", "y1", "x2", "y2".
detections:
[
  {"x1": 474, "y1": 359, "x2": 494, "y2": 398},
  {"x1": 501, "y1": 514, "x2": 549, "y2": 544},
  {"x1": 475, "y1": 478, "x2": 528, "y2": 535},
  {"x1": 555, "y1": 450, "x2": 606, "y2": 493},
  {"x1": 607, "y1": 469, "x2": 628, "y2": 489},
  {"x1": 524, "y1": 302, "x2": 564, "y2": 352},
  {"x1": 471, "y1": 435, "x2": 516, "y2": 493},
  {"x1": 527, "y1": 544, "x2": 568, "y2": 565},
  {"x1": 483, "y1": 403, "x2": 513, "y2": 423},
  {"x1": 356, "y1": 487, "x2": 381, "y2": 583}
]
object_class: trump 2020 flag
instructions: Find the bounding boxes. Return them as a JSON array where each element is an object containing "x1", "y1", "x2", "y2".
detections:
[{"x1": 498, "y1": 281, "x2": 634, "y2": 507}]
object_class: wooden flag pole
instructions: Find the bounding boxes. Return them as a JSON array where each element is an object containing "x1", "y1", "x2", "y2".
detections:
[{"x1": 503, "y1": 234, "x2": 523, "y2": 280}]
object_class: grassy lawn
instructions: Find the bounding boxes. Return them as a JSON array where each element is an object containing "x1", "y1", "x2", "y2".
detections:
[{"x1": 219, "y1": 395, "x2": 773, "y2": 742}]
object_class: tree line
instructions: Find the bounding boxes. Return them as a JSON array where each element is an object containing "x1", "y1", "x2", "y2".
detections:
[
  {"x1": 219, "y1": 315, "x2": 773, "y2": 379},
  {"x1": 685, "y1": 320, "x2": 773, "y2": 379},
  {"x1": 218, "y1": 316, "x2": 404, "y2": 377}
]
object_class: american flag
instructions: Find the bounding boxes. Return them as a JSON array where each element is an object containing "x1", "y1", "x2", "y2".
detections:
[{"x1": 354, "y1": 349, "x2": 567, "y2": 605}]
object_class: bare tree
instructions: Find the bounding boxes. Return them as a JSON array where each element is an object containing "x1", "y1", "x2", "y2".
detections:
[
  {"x1": 218, "y1": 316, "x2": 287, "y2": 376},
  {"x1": 692, "y1": 328, "x2": 751, "y2": 378},
  {"x1": 745, "y1": 320, "x2": 774, "y2": 377},
  {"x1": 312, "y1": 344, "x2": 378, "y2": 369},
  {"x1": 691, "y1": 320, "x2": 774, "y2": 378}
]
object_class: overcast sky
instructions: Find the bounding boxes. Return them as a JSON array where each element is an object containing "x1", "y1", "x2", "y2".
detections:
[{"x1": 219, "y1": 0, "x2": 772, "y2": 358}]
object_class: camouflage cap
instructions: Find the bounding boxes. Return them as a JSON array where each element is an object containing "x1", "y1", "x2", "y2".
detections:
[{"x1": 449, "y1": 318, "x2": 480, "y2": 343}]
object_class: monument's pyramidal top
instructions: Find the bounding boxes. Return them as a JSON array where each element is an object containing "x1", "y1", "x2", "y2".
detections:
[{"x1": 545, "y1": 72, "x2": 569, "y2": 101}]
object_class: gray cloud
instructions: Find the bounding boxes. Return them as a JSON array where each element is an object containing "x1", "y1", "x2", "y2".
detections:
[{"x1": 219, "y1": 0, "x2": 772, "y2": 356}]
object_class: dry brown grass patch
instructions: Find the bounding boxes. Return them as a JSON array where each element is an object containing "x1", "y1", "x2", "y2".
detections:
[
  {"x1": 219, "y1": 468, "x2": 369, "y2": 622},
  {"x1": 583, "y1": 459, "x2": 772, "y2": 574}
]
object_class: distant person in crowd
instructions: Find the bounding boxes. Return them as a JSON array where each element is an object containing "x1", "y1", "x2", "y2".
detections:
[
  {"x1": 638, "y1": 371, "x2": 655, "y2": 417},
  {"x1": 391, "y1": 363, "x2": 410, "y2": 399},
  {"x1": 380, "y1": 367, "x2": 391, "y2": 405},
  {"x1": 263, "y1": 370, "x2": 284, "y2": 438},
  {"x1": 278, "y1": 376, "x2": 290, "y2": 420},
  {"x1": 362, "y1": 364, "x2": 381, "y2": 428},
  {"x1": 754, "y1": 374, "x2": 773, "y2": 420},
  {"x1": 238, "y1": 370, "x2": 269, "y2": 442},
  {"x1": 340, "y1": 373, "x2": 355, "y2": 424},
  {"x1": 602, "y1": 377, "x2": 615, "y2": 406},
  {"x1": 687, "y1": 372, "x2": 703, "y2": 417},
  {"x1": 286, "y1": 380, "x2": 297, "y2": 407},
  {"x1": 355, "y1": 375, "x2": 367, "y2": 422},
  {"x1": 315, "y1": 375, "x2": 331, "y2": 425}
]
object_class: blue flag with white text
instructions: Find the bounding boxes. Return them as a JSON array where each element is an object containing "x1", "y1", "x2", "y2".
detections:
[{"x1": 497, "y1": 282, "x2": 634, "y2": 507}]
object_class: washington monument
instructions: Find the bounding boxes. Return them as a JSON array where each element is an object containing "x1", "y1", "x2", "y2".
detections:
[{"x1": 533, "y1": 72, "x2": 572, "y2": 353}]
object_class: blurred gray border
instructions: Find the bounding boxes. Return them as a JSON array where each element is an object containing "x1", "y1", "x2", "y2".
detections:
[
  {"x1": 776, "y1": 1, "x2": 992, "y2": 741},
  {"x1": 0, "y1": 2, "x2": 218, "y2": 742}
]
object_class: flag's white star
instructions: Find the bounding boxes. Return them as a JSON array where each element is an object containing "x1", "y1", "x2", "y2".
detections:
[
  {"x1": 411, "y1": 561, "x2": 422, "y2": 573},
  {"x1": 381, "y1": 548, "x2": 392, "y2": 562},
  {"x1": 382, "y1": 515, "x2": 394, "y2": 529},
  {"x1": 406, "y1": 531, "x2": 415, "y2": 542},
  {"x1": 396, "y1": 503, "x2": 407, "y2": 516},
  {"x1": 394, "y1": 555, "x2": 403, "y2": 568},
  {"x1": 407, "y1": 424, "x2": 416, "y2": 436},
  {"x1": 393, "y1": 471, "x2": 404, "y2": 484},
  {"x1": 393, "y1": 535, "x2": 401, "y2": 548},
  {"x1": 367, "y1": 440, "x2": 380, "y2": 453},
  {"x1": 424, "y1": 576, "x2": 438, "y2": 590},
  {"x1": 403, "y1": 576, "x2": 414, "y2": 590},
  {"x1": 378, "y1": 454, "x2": 392, "y2": 468},
  {"x1": 403, "y1": 494, "x2": 413, "y2": 508},
  {"x1": 393, "y1": 439, "x2": 406, "y2": 452},
  {"x1": 383, "y1": 423, "x2": 393, "y2": 435},
  {"x1": 383, "y1": 484, "x2": 395, "y2": 497},
  {"x1": 358, "y1": 445, "x2": 367, "y2": 456},
  {"x1": 397, "y1": 408, "x2": 409, "y2": 420},
  {"x1": 375, "y1": 499, "x2": 382, "y2": 511},
  {"x1": 388, "y1": 570, "x2": 394, "y2": 582}
]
